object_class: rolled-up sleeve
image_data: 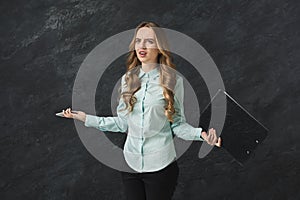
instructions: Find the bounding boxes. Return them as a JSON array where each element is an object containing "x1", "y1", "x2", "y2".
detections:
[
  {"x1": 84, "y1": 74, "x2": 128, "y2": 133},
  {"x1": 170, "y1": 76, "x2": 204, "y2": 141}
]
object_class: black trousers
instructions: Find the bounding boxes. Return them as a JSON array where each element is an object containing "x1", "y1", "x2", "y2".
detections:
[{"x1": 121, "y1": 160, "x2": 179, "y2": 200}]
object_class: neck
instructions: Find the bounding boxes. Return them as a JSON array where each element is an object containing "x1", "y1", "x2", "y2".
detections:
[{"x1": 141, "y1": 62, "x2": 157, "y2": 73}]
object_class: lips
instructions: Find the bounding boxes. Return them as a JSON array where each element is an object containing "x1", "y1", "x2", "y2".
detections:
[{"x1": 138, "y1": 50, "x2": 147, "y2": 57}]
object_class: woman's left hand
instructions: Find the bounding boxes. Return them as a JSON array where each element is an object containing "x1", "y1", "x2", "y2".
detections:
[{"x1": 201, "y1": 128, "x2": 221, "y2": 147}]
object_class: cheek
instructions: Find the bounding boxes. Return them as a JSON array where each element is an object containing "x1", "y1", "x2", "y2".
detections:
[{"x1": 149, "y1": 49, "x2": 159, "y2": 57}]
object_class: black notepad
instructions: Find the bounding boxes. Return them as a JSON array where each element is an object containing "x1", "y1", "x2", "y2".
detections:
[{"x1": 199, "y1": 89, "x2": 269, "y2": 166}]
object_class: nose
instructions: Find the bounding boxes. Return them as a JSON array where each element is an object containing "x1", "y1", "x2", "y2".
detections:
[{"x1": 138, "y1": 40, "x2": 147, "y2": 49}]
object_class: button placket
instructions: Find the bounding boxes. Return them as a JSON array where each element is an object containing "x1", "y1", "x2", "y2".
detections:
[{"x1": 140, "y1": 74, "x2": 150, "y2": 169}]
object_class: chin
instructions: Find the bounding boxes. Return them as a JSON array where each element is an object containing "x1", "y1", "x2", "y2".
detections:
[{"x1": 138, "y1": 58, "x2": 147, "y2": 62}]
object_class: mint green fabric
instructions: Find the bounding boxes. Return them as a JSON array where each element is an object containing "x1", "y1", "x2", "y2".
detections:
[{"x1": 84, "y1": 66, "x2": 204, "y2": 172}]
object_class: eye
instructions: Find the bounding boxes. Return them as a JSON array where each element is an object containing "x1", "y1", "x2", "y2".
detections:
[
  {"x1": 135, "y1": 38, "x2": 140, "y2": 43},
  {"x1": 147, "y1": 39, "x2": 154, "y2": 44}
]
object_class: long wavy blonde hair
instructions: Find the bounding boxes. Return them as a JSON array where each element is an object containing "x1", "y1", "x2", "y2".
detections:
[{"x1": 119, "y1": 21, "x2": 177, "y2": 123}]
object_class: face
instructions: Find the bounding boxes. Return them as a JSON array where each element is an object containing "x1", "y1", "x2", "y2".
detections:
[{"x1": 135, "y1": 27, "x2": 160, "y2": 64}]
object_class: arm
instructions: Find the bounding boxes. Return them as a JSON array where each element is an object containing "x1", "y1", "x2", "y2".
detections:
[
  {"x1": 170, "y1": 76, "x2": 205, "y2": 141},
  {"x1": 84, "y1": 74, "x2": 128, "y2": 133}
]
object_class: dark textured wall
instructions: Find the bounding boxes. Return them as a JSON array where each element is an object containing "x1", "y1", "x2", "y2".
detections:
[{"x1": 1, "y1": 0, "x2": 299, "y2": 199}]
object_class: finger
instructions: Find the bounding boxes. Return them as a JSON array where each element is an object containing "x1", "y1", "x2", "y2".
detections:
[
  {"x1": 215, "y1": 137, "x2": 222, "y2": 147},
  {"x1": 212, "y1": 129, "x2": 217, "y2": 143},
  {"x1": 207, "y1": 132, "x2": 212, "y2": 144},
  {"x1": 208, "y1": 129, "x2": 214, "y2": 144},
  {"x1": 63, "y1": 109, "x2": 72, "y2": 118},
  {"x1": 208, "y1": 129, "x2": 213, "y2": 139},
  {"x1": 215, "y1": 137, "x2": 220, "y2": 147},
  {"x1": 201, "y1": 131, "x2": 208, "y2": 141},
  {"x1": 212, "y1": 129, "x2": 218, "y2": 145},
  {"x1": 209, "y1": 129, "x2": 215, "y2": 139}
]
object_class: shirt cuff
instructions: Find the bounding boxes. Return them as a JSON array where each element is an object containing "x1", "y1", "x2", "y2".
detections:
[
  {"x1": 84, "y1": 114, "x2": 100, "y2": 128},
  {"x1": 194, "y1": 128, "x2": 205, "y2": 141},
  {"x1": 200, "y1": 130, "x2": 205, "y2": 141}
]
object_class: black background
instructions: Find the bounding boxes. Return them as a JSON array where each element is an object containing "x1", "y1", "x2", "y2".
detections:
[{"x1": 1, "y1": 0, "x2": 299, "y2": 199}]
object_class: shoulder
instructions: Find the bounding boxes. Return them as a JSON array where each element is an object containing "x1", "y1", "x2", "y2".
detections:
[
  {"x1": 120, "y1": 74, "x2": 128, "y2": 92},
  {"x1": 172, "y1": 74, "x2": 185, "y2": 102},
  {"x1": 175, "y1": 74, "x2": 184, "y2": 88},
  {"x1": 121, "y1": 74, "x2": 127, "y2": 86},
  {"x1": 172, "y1": 74, "x2": 184, "y2": 98},
  {"x1": 121, "y1": 74, "x2": 126, "y2": 82},
  {"x1": 176, "y1": 74, "x2": 183, "y2": 81}
]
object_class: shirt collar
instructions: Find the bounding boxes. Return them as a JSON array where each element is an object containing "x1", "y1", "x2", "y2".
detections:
[{"x1": 138, "y1": 65, "x2": 160, "y2": 78}]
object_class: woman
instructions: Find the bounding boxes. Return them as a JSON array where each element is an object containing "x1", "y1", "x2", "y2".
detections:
[{"x1": 62, "y1": 21, "x2": 221, "y2": 200}]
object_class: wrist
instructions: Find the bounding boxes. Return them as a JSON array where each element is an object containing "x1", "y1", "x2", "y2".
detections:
[
  {"x1": 200, "y1": 130, "x2": 206, "y2": 140},
  {"x1": 83, "y1": 114, "x2": 86, "y2": 123}
]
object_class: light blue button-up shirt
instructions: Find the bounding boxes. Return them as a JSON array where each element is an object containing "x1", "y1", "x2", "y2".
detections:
[{"x1": 84, "y1": 66, "x2": 204, "y2": 172}]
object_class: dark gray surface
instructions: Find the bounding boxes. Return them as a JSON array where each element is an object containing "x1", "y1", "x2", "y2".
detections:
[
  {"x1": 199, "y1": 90, "x2": 269, "y2": 166},
  {"x1": 1, "y1": 0, "x2": 299, "y2": 199}
]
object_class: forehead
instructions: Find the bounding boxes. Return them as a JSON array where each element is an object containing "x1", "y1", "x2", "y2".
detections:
[{"x1": 136, "y1": 27, "x2": 156, "y2": 38}]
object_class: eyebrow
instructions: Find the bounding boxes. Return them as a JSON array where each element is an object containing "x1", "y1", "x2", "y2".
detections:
[{"x1": 135, "y1": 37, "x2": 155, "y2": 40}]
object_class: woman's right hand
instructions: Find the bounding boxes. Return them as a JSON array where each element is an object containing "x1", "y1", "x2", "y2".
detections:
[{"x1": 62, "y1": 108, "x2": 86, "y2": 123}]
